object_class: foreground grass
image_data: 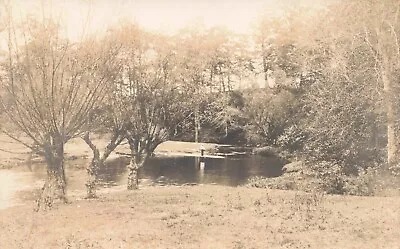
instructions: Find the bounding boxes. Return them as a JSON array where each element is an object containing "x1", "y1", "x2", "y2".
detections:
[{"x1": 0, "y1": 185, "x2": 399, "y2": 249}]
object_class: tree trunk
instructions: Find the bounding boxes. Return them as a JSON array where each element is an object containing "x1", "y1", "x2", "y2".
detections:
[
  {"x1": 127, "y1": 138, "x2": 146, "y2": 190},
  {"x1": 36, "y1": 142, "x2": 67, "y2": 211},
  {"x1": 225, "y1": 124, "x2": 228, "y2": 138},
  {"x1": 127, "y1": 156, "x2": 139, "y2": 190},
  {"x1": 381, "y1": 56, "x2": 397, "y2": 169},
  {"x1": 83, "y1": 132, "x2": 100, "y2": 199},
  {"x1": 83, "y1": 132, "x2": 125, "y2": 198},
  {"x1": 194, "y1": 109, "x2": 200, "y2": 143},
  {"x1": 262, "y1": 42, "x2": 269, "y2": 87},
  {"x1": 127, "y1": 154, "x2": 147, "y2": 190},
  {"x1": 86, "y1": 155, "x2": 100, "y2": 199}
]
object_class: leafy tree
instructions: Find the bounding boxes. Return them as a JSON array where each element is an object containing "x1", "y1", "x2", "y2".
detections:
[
  {"x1": 251, "y1": 3, "x2": 388, "y2": 190},
  {"x1": 337, "y1": 0, "x2": 400, "y2": 171},
  {"x1": 175, "y1": 26, "x2": 253, "y2": 143},
  {"x1": 207, "y1": 91, "x2": 247, "y2": 144},
  {"x1": 244, "y1": 88, "x2": 299, "y2": 148},
  {"x1": 297, "y1": 0, "x2": 398, "y2": 173},
  {"x1": 111, "y1": 24, "x2": 191, "y2": 189},
  {"x1": 0, "y1": 13, "x2": 117, "y2": 208},
  {"x1": 174, "y1": 27, "x2": 213, "y2": 143},
  {"x1": 80, "y1": 36, "x2": 125, "y2": 199}
]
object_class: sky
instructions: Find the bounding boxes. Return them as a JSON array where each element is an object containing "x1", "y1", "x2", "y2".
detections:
[{"x1": 10, "y1": 0, "x2": 331, "y2": 40}]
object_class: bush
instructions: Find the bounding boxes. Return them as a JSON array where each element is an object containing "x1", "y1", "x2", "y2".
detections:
[
  {"x1": 246, "y1": 170, "x2": 321, "y2": 192},
  {"x1": 310, "y1": 161, "x2": 346, "y2": 195},
  {"x1": 343, "y1": 168, "x2": 377, "y2": 196},
  {"x1": 247, "y1": 175, "x2": 298, "y2": 190},
  {"x1": 247, "y1": 160, "x2": 379, "y2": 196},
  {"x1": 253, "y1": 146, "x2": 280, "y2": 157}
]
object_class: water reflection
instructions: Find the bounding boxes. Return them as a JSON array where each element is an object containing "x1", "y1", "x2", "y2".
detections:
[
  {"x1": 97, "y1": 157, "x2": 129, "y2": 186},
  {"x1": 0, "y1": 170, "x2": 41, "y2": 209},
  {"x1": 0, "y1": 171, "x2": 18, "y2": 209},
  {"x1": 140, "y1": 155, "x2": 283, "y2": 186},
  {"x1": 0, "y1": 154, "x2": 284, "y2": 209}
]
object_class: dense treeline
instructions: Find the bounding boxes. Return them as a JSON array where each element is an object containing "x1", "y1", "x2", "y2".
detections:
[{"x1": 1, "y1": 0, "x2": 399, "y2": 208}]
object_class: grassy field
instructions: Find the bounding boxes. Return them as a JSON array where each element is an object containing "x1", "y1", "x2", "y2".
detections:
[
  {"x1": 1, "y1": 134, "x2": 400, "y2": 248},
  {"x1": 0, "y1": 185, "x2": 400, "y2": 249}
]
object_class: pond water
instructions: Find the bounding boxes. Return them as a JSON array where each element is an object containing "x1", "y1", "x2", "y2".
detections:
[
  {"x1": 141, "y1": 155, "x2": 283, "y2": 186},
  {"x1": 0, "y1": 155, "x2": 284, "y2": 209}
]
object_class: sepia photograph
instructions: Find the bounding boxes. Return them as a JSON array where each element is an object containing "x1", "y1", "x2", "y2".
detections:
[{"x1": 0, "y1": 0, "x2": 399, "y2": 248}]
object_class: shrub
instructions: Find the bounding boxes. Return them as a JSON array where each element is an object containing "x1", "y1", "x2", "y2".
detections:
[
  {"x1": 247, "y1": 175, "x2": 297, "y2": 190},
  {"x1": 253, "y1": 146, "x2": 280, "y2": 157},
  {"x1": 310, "y1": 161, "x2": 346, "y2": 194},
  {"x1": 247, "y1": 160, "x2": 381, "y2": 196},
  {"x1": 343, "y1": 168, "x2": 377, "y2": 196}
]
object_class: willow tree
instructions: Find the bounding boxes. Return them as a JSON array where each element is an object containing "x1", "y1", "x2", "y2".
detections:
[
  {"x1": 113, "y1": 24, "x2": 191, "y2": 189},
  {"x1": 82, "y1": 88, "x2": 126, "y2": 198},
  {"x1": 80, "y1": 35, "x2": 125, "y2": 199},
  {"x1": 0, "y1": 13, "x2": 115, "y2": 208}
]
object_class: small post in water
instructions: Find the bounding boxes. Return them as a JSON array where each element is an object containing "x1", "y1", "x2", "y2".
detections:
[{"x1": 199, "y1": 144, "x2": 205, "y2": 170}]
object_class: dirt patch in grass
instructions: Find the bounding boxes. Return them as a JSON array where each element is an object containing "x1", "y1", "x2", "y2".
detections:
[{"x1": 1, "y1": 185, "x2": 399, "y2": 249}]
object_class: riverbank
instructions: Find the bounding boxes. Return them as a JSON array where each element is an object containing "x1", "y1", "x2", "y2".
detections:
[
  {"x1": 1, "y1": 184, "x2": 399, "y2": 249},
  {"x1": 0, "y1": 134, "x2": 232, "y2": 169}
]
